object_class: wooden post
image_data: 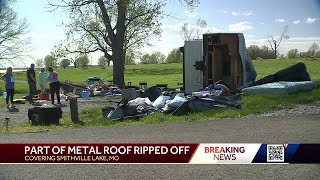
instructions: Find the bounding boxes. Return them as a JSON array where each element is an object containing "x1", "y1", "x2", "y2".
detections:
[{"x1": 69, "y1": 97, "x2": 79, "y2": 123}]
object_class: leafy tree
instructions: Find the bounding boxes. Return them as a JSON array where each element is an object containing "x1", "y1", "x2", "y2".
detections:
[
  {"x1": 35, "y1": 58, "x2": 44, "y2": 68},
  {"x1": 76, "y1": 54, "x2": 90, "y2": 69},
  {"x1": 306, "y1": 42, "x2": 319, "y2": 58},
  {"x1": 278, "y1": 54, "x2": 286, "y2": 59},
  {"x1": 247, "y1": 45, "x2": 274, "y2": 60},
  {"x1": 0, "y1": 0, "x2": 30, "y2": 67},
  {"x1": 267, "y1": 25, "x2": 289, "y2": 59},
  {"x1": 153, "y1": 51, "x2": 166, "y2": 64},
  {"x1": 60, "y1": 59, "x2": 70, "y2": 69},
  {"x1": 125, "y1": 49, "x2": 136, "y2": 65},
  {"x1": 315, "y1": 51, "x2": 320, "y2": 58},
  {"x1": 287, "y1": 49, "x2": 299, "y2": 59},
  {"x1": 140, "y1": 53, "x2": 151, "y2": 64},
  {"x1": 260, "y1": 45, "x2": 274, "y2": 59},
  {"x1": 247, "y1": 45, "x2": 260, "y2": 60},
  {"x1": 148, "y1": 53, "x2": 158, "y2": 64},
  {"x1": 44, "y1": 55, "x2": 58, "y2": 67},
  {"x1": 48, "y1": 0, "x2": 199, "y2": 86},
  {"x1": 166, "y1": 48, "x2": 182, "y2": 63},
  {"x1": 98, "y1": 56, "x2": 107, "y2": 68},
  {"x1": 139, "y1": 51, "x2": 165, "y2": 64},
  {"x1": 51, "y1": 43, "x2": 79, "y2": 68}
]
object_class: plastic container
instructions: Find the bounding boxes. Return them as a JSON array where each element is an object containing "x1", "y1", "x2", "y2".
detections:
[
  {"x1": 87, "y1": 80, "x2": 94, "y2": 85},
  {"x1": 38, "y1": 93, "x2": 49, "y2": 100},
  {"x1": 82, "y1": 90, "x2": 90, "y2": 100},
  {"x1": 3, "y1": 92, "x2": 7, "y2": 99}
]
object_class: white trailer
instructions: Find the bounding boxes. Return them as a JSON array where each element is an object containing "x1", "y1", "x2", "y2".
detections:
[
  {"x1": 183, "y1": 40, "x2": 203, "y2": 93},
  {"x1": 182, "y1": 33, "x2": 256, "y2": 92}
]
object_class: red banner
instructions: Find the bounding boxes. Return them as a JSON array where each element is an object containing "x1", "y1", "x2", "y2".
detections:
[{"x1": 0, "y1": 144, "x2": 199, "y2": 163}]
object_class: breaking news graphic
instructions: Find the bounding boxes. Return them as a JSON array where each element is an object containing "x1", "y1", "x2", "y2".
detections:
[{"x1": 0, "y1": 143, "x2": 319, "y2": 164}]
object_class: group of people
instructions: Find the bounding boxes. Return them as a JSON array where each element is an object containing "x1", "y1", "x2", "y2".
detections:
[{"x1": 1, "y1": 64, "x2": 61, "y2": 108}]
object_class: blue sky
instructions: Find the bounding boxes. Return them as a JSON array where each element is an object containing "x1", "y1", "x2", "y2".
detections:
[{"x1": 11, "y1": 0, "x2": 320, "y2": 65}]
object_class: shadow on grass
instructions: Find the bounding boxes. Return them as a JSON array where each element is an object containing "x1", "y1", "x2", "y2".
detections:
[
  {"x1": 8, "y1": 107, "x2": 20, "y2": 112},
  {"x1": 126, "y1": 68, "x2": 182, "y2": 76}
]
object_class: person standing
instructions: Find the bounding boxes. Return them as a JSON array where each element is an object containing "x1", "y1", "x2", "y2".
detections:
[
  {"x1": 1, "y1": 67, "x2": 15, "y2": 108},
  {"x1": 46, "y1": 66, "x2": 61, "y2": 104},
  {"x1": 26, "y1": 63, "x2": 36, "y2": 103},
  {"x1": 38, "y1": 68, "x2": 46, "y2": 94}
]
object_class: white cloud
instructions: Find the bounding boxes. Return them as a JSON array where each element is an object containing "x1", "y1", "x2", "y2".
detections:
[
  {"x1": 231, "y1": 12, "x2": 240, "y2": 16},
  {"x1": 293, "y1": 20, "x2": 301, "y2": 24},
  {"x1": 306, "y1": 17, "x2": 317, "y2": 24},
  {"x1": 244, "y1": 34, "x2": 256, "y2": 39},
  {"x1": 275, "y1": 19, "x2": 286, "y2": 23},
  {"x1": 228, "y1": 22, "x2": 253, "y2": 32},
  {"x1": 217, "y1": 10, "x2": 228, "y2": 14},
  {"x1": 162, "y1": 23, "x2": 184, "y2": 33},
  {"x1": 259, "y1": 22, "x2": 265, "y2": 25},
  {"x1": 184, "y1": 10, "x2": 197, "y2": 18},
  {"x1": 243, "y1": 11, "x2": 253, "y2": 16},
  {"x1": 141, "y1": 23, "x2": 222, "y2": 55}
]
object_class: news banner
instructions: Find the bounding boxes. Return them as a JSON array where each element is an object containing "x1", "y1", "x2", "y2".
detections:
[{"x1": 0, "y1": 144, "x2": 319, "y2": 164}]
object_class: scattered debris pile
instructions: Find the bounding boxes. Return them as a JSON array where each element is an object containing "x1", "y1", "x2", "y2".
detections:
[
  {"x1": 61, "y1": 62, "x2": 317, "y2": 121},
  {"x1": 104, "y1": 80, "x2": 242, "y2": 120}
]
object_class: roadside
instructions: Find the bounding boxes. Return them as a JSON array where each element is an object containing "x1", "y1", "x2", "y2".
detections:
[
  {"x1": 0, "y1": 96, "x2": 120, "y2": 126},
  {"x1": 0, "y1": 115, "x2": 319, "y2": 180},
  {"x1": 258, "y1": 100, "x2": 320, "y2": 117}
]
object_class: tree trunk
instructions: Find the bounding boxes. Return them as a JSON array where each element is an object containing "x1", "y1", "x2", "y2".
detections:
[
  {"x1": 112, "y1": 43, "x2": 125, "y2": 87},
  {"x1": 111, "y1": 0, "x2": 127, "y2": 87},
  {"x1": 274, "y1": 42, "x2": 277, "y2": 59},
  {"x1": 104, "y1": 53, "x2": 111, "y2": 66}
]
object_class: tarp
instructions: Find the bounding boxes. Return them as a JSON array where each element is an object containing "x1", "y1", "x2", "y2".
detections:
[
  {"x1": 172, "y1": 95, "x2": 242, "y2": 116},
  {"x1": 250, "y1": 62, "x2": 311, "y2": 87}
]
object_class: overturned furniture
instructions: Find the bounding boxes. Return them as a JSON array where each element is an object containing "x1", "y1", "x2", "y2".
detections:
[{"x1": 182, "y1": 33, "x2": 256, "y2": 92}]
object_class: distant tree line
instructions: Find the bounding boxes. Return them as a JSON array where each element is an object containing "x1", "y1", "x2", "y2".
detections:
[
  {"x1": 247, "y1": 45, "x2": 275, "y2": 60},
  {"x1": 35, "y1": 53, "x2": 91, "y2": 69},
  {"x1": 36, "y1": 41, "x2": 318, "y2": 69},
  {"x1": 247, "y1": 42, "x2": 320, "y2": 60}
]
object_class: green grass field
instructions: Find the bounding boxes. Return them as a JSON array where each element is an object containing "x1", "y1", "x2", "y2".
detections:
[{"x1": 1, "y1": 58, "x2": 320, "y2": 133}]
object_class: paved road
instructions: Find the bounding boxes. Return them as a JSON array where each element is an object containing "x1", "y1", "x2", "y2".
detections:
[{"x1": 0, "y1": 115, "x2": 319, "y2": 180}]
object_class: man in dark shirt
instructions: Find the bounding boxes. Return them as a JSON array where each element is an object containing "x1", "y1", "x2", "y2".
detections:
[{"x1": 26, "y1": 63, "x2": 36, "y2": 103}]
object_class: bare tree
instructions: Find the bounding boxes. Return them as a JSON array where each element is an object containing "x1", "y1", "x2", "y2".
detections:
[
  {"x1": 268, "y1": 25, "x2": 289, "y2": 59},
  {"x1": 180, "y1": 19, "x2": 208, "y2": 41},
  {"x1": 0, "y1": 0, "x2": 31, "y2": 68}
]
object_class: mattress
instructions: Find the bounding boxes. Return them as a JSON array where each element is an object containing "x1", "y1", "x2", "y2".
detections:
[{"x1": 242, "y1": 81, "x2": 317, "y2": 95}]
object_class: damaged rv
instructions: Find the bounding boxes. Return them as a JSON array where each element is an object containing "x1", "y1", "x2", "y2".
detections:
[{"x1": 181, "y1": 33, "x2": 257, "y2": 92}]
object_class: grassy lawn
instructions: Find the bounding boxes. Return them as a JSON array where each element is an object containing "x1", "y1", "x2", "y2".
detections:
[
  {"x1": 1, "y1": 58, "x2": 320, "y2": 133},
  {"x1": 55, "y1": 63, "x2": 183, "y2": 88}
]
